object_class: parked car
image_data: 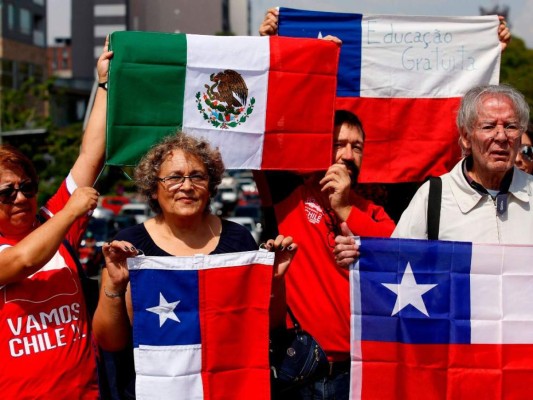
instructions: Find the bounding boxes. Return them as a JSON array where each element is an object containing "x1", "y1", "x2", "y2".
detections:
[
  {"x1": 218, "y1": 185, "x2": 238, "y2": 204},
  {"x1": 238, "y1": 190, "x2": 261, "y2": 206},
  {"x1": 234, "y1": 204, "x2": 262, "y2": 225},
  {"x1": 119, "y1": 203, "x2": 154, "y2": 224},
  {"x1": 78, "y1": 215, "x2": 137, "y2": 277},
  {"x1": 101, "y1": 195, "x2": 130, "y2": 215},
  {"x1": 92, "y1": 206, "x2": 114, "y2": 220},
  {"x1": 226, "y1": 216, "x2": 262, "y2": 244}
]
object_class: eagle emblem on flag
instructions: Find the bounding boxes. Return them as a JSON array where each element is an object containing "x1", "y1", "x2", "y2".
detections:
[{"x1": 195, "y1": 69, "x2": 255, "y2": 129}]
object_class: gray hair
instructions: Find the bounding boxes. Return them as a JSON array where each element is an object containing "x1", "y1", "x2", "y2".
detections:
[
  {"x1": 457, "y1": 84, "x2": 530, "y2": 156},
  {"x1": 134, "y1": 132, "x2": 225, "y2": 214}
]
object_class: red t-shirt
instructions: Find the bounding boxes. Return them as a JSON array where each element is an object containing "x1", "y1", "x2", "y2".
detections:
[
  {"x1": 0, "y1": 179, "x2": 99, "y2": 399},
  {"x1": 272, "y1": 179, "x2": 395, "y2": 361}
]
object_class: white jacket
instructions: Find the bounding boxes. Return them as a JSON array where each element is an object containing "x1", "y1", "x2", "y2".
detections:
[{"x1": 392, "y1": 159, "x2": 533, "y2": 244}]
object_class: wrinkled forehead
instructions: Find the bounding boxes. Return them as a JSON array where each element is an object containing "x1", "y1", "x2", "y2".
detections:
[
  {"x1": 334, "y1": 122, "x2": 364, "y2": 143},
  {"x1": 0, "y1": 166, "x2": 29, "y2": 184},
  {"x1": 476, "y1": 94, "x2": 517, "y2": 120},
  {"x1": 160, "y1": 149, "x2": 206, "y2": 174}
]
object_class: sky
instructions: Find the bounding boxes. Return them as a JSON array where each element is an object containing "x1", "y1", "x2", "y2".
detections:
[
  {"x1": 47, "y1": 0, "x2": 533, "y2": 48},
  {"x1": 251, "y1": 0, "x2": 533, "y2": 47}
]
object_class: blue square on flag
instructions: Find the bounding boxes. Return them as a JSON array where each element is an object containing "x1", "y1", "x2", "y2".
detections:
[
  {"x1": 358, "y1": 238, "x2": 472, "y2": 344},
  {"x1": 129, "y1": 268, "x2": 200, "y2": 347},
  {"x1": 278, "y1": 7, "x2": 362, "y2": 97}
]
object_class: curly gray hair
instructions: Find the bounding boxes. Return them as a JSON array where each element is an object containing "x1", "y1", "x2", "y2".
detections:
[{"x1": 134, "y1": 132, "x2": 225, "y2": 214}]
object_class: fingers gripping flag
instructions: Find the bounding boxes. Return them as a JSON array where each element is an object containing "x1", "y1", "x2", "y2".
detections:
[
  {"x1": 351, "y1": 238, "x2": 533, "y2": 399},
  {"x1": 106, "y1": 32, "x2": 339, "y2": 171},
  {"x1": 128, "y1": 251, "x2": 275, "y2": 400}
]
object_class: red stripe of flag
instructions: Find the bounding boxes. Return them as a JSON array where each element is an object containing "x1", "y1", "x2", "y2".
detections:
[
  {"x1": 262, "y1": 36, "x2": 339, "y2": 171},
  {"x1": 200, "y1": 264, "x2": 272, "y2": 399},
  {"x1": 337, "y1": 97, "x2": 463, "y2": 183},
  {"x1": 358, "y1": 341, "x2": 533, "y2": 399}
]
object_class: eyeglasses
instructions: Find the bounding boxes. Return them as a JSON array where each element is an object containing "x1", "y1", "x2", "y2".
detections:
[
  {"x1": 0, "y1": 181, "x2": 38, "y2": 204},
  {"x1": 520, "y1": 145, "x2": 533, "y2": 162},
  {"x1": 157, "y1": 174, "x2": 208, "y2": 191},
  {"x1": 476, "y1": 122, "x2": 522, "y2": 139}
]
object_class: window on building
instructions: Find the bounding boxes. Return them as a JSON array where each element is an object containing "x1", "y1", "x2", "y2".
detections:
[
  {"x1": 32, "y1": 64, "x2": 44, "y2": 84},
  {"x1": 17, "y1": 62, "x2": 29, "y2": 88},
  {"x1": 7, "y1": 4, "x2": 15, "y2": 31},
  {"x1": 33, "y1": 14, "x2": 45, "y2": 46},
  {"x1": 51, "y1": 48, "x2": 57, "y2": 70},
  {"x1": 20, "y1": 8, "x2": 31, "y2": 35},
  {"x1": 1, "y1": 59, "x2": 15, "y2": 88}
]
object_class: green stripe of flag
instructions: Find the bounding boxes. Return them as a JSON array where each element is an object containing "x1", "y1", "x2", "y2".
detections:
[{"x1": 107, "y1": 31, "x2": 187, "y2": 166}]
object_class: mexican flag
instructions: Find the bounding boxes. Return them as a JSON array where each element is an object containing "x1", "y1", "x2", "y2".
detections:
[{"x1": 106, "y1": 32, "x2": 339, "y2": 170}]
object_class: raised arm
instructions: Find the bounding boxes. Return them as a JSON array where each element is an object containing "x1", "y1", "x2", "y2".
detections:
[
  {"x1": 70, "y1": 36, "x2": 113, "y2": 187},
  {"x1": 0, "y1": 187, "x2": 99, "y2": 284}
]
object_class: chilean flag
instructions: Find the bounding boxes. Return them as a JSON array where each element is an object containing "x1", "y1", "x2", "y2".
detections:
[
  {"x1": 127, "y1": 251, "x2": 274, "y2": 400},
  {"x1": 278, "y1": 8, "x2": 501, "y2": 183},
  {"x1": 106, "y1": 31, "x2": 339, "y2": 171},
  {"x1": 351, "y1": 238, "x2": 533, "y2": 399}
]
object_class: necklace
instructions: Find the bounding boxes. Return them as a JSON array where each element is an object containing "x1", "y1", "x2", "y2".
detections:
[{"x1": 207, "y1": 220, "x2": 216, "y2": 238}]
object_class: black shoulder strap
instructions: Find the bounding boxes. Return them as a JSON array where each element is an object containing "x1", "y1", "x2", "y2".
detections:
[
  {"x1": 62, "y1": 239, "x2": 86, "y2": 280},
  {"x1": 427, "y1": 177, "x2": 442, "y2": 241},
  {"x1": 286, "y1": 307, "x2": 300, "y2": 329}
]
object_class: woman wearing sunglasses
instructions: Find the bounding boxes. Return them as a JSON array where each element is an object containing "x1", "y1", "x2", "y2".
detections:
[
  {"x1": 515, "y1": 126, "x2": 533, "y2": 174},
  {"x1": 0, "y1": 41, "x2": 111, "y2": 398}
]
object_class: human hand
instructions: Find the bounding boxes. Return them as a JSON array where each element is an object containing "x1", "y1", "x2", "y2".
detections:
[
  {"x1": 64, "y1": 187, "x2": 99, "y2": 219},
  {"x1": 319, "y1": 163, "x2": 352, "y2": 221},
  {"x1": 102, "y1": 240, "x2": 138, "y2": 291},
  {"x1": 97, "y1": 35, "x2": 114, "y2": 83},
  {"x1": 259, "y1": 8, "x2": 279, "y2": 36},
  {"x1": 321, "y1": 35, "x2": 342, "y2": 46},
  {"x1": 333, "y1": 222, "x2": 359, "y2": 269},
  {"x1": 263, "y1": 235, "x2": 298, "y2": 279},
  {"x1": 498, "y1": 16, "x2": 511, "y2": 51}
]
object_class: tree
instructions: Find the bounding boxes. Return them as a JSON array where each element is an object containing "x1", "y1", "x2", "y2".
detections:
[
  {"x1": 1, "y1": 77, "x2": 53, "y2": 132},
  {"x1": 500, "y1": 36, "x2": 533, "y2": 121},
  {"x1": 1, "y1": 77, "x2": 135, "y2": 203}
]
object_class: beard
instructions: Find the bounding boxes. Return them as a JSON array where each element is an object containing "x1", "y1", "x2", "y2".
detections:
[{"x1": 343, "y1": 160, "x2": 360, "y2": 188}]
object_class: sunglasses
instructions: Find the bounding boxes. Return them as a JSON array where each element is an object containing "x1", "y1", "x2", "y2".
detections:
[
  {"x1": 0, "y1": 181, "x2": 38, "y2": 204},
  {"x1": 520, "y1": 145, "x2": 533, "y2": 162}
]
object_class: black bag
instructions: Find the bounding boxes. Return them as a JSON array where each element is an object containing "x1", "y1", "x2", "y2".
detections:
[{"x1": 269, "y1": 308, "x2": 329, "y2": 391}]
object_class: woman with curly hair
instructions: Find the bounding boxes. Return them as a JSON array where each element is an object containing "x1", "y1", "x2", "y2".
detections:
[{"x1": 92, "y1": 132, "x2": 296, "y2": 399}]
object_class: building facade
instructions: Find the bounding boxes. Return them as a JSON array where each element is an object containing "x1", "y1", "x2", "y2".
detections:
[
  {"x1": 72, "y1": 0, "x2": 249, "y2": 81},
  {"x1": 0, "y1": 0, "x2": 46, "y2": 89}
]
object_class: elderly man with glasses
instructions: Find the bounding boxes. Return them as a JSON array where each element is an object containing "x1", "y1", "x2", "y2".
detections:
[{"x1": 389, "y1": 84, "x2": 533, "y2": 243}]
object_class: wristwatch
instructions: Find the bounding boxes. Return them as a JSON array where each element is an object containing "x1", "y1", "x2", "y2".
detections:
[{"x1": 98, "y1": 81, "x2": 108, "y2": 91}]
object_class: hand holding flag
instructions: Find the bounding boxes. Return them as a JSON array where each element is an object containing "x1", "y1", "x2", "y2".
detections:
[
  {"x1": 333, "y1": 222, "x2": 358, "y2": 269},
  {"x1": 259, "y1": 7, "x2": 279, "y2": 36},
  {"x1": 101, "y1": 240, "x2": 139, "y2": 291},
  {"x1": 262, "y1": 234, "x2": 298, "y2": 280}
]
